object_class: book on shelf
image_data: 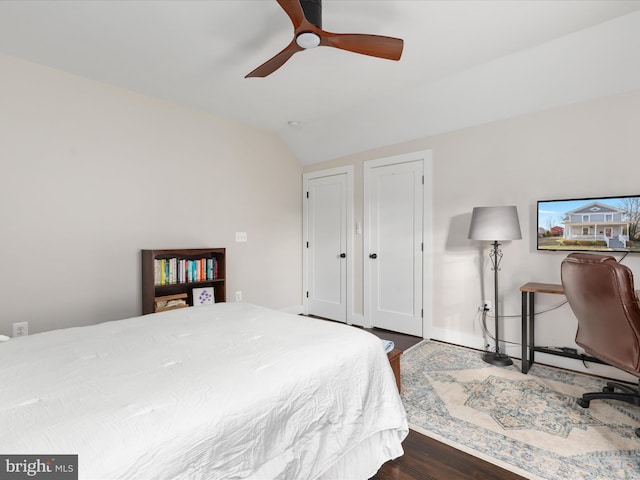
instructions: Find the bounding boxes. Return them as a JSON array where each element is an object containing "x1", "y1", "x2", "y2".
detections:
[{"x1": 153, "y1": 257, "x2": 218, "y2": 286}]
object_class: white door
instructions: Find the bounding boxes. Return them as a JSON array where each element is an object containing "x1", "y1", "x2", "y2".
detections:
[
  {"x1": 304, "y1": 169, "x2": 351, "y2": 322},
  {"x1": 365, "y1": 158, "x2": 423, "y2": 336}
]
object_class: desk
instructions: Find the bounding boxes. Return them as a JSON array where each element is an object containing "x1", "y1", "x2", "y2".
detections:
[{"x1": 520, "y1": 282, "x2": 606, "y2": 374}]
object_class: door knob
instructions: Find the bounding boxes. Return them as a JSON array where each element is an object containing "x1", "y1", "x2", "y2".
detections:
[
  {"x1": 369, "y1": 253, "x2": 377, "y2": 259},
  {"x1": 339, "y1": 253, "x2": 346, "y2": 258}
]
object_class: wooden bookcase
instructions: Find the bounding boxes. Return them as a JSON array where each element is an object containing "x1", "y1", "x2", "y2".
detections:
[{"x1": 141, "y1": 248, "x2": 226, "y2": 315}]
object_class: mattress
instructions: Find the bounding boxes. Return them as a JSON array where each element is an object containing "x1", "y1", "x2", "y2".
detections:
[{"x1": 0, "y1": 302, "x2": 408, "y2": 479}]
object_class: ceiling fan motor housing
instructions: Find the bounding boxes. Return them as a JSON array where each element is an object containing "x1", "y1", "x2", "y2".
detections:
[{"x1": 300, "y1": 0, "x2": 322, "y2": 28}]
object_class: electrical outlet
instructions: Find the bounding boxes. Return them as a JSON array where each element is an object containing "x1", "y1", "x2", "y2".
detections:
[
  {"x1": 235, "y1": 291, "x2": 242, "y2": 302},
  {"x1": 13, "y1": 322, "x2": 28, "y2": 337},
  {"x1": 484, "y1": 300, "x2": 492, "y2": 311}
]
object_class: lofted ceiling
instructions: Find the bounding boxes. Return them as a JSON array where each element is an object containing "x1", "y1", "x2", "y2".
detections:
[{"x1": 1, "y1": 0, "x2": 639, "y2": 165}]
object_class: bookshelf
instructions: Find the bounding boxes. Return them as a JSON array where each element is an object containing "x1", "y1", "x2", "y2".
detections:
[{"x1": 141, "y1": 248, "x2": 226, "y2": 315}]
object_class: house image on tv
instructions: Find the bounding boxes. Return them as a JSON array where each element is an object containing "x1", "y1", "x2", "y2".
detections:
[{"x1": 562, "y1": 202, "x2": 629, "y2": 248}]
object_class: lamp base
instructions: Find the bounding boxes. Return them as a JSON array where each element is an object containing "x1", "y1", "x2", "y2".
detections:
[{"x1": 482, "y1": 351, "x2": 513, "y2": 367}]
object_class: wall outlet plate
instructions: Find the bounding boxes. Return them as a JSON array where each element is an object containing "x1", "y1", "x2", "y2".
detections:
[
  {"x1": 235, "y1": 291, "x2": 242, "y2": 302},
  {"x1": 13, "y1": 322, "x2": 28, "y2": 337}
]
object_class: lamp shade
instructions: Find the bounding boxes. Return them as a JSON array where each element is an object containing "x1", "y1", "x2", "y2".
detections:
[{"x1": 468, "y1": 206, "x2": 522, "y2": 241}]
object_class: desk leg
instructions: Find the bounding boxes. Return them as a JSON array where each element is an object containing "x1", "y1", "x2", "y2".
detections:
[
  {"x1": 521, "y1": 291, "x2": 528, "y2": 373},
  {"x1": 529, "y1": 292, "x2": 535, "y2": 372}
]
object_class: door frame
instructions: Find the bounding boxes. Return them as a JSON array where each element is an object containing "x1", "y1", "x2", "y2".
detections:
[
  {"x1": 363, "y1": 150, "x2": 433, "y2": 337},
  {"x1": 302, "y1": 166, "x2": 354, "y2": 323}
]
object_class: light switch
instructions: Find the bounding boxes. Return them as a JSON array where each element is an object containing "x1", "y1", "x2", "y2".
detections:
[{"x1": 235, "y1": 232, "x2": 247, "y2": 242}]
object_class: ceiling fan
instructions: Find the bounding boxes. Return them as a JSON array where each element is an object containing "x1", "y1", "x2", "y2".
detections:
[{"x1": 246, "y1": 0, "x2": 404, "y2": 78}]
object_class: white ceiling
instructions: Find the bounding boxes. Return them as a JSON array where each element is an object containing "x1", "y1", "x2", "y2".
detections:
[{"x1": 1, "y1": 0, "x2": 640, "y2": 165}]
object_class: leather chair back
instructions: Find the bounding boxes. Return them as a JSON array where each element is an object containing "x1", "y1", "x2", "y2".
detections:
[{"x1": 561, "y1": 252, "x2": 640, "y2": 376}]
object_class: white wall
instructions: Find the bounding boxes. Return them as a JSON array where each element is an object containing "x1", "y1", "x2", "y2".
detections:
[
  {"x1": 3, "y1": 48, "x2": 639, "y2": 380},
  {"x1": 0, "y1": 53, "x2": 303, "y2": 336},
  {"x1": 305, "y1": 88, "x2": 640, "y2": 379}
]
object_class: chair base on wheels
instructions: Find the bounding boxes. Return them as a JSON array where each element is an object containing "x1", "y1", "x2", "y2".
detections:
[
  {"x1": 576, "y1": 380, "x2": 640, "y2": 408},
  {"x1": 577, "y1": 380, "x2": 640, "y2": 437}
]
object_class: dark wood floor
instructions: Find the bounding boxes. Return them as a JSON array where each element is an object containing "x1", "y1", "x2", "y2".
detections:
[
  {"x1": 303, "y1": 315, "x2": 527, "y2": 479},
  {"x1": 366, "y1": 328, "x2": 525, "y2": 480},
  {"x1": 371, "y1": 428, "x2": 527, "y2": 480},
  {"x1": 362, "y1": 325, "x2": 527, "y2": 480}
]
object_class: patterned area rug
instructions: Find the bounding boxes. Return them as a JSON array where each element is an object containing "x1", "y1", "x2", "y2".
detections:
[{"x1": 401, "y1": 341, "x2": 640, "y2": 479}]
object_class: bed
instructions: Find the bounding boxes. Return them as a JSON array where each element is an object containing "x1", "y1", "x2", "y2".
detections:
[{"x1": 0, "y1": 302, "x2": 408, "y2": 479}]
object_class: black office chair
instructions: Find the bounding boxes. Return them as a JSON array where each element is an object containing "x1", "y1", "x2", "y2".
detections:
[{"x1": 561, "y1": 253, "x2": 640, "y2": 436}]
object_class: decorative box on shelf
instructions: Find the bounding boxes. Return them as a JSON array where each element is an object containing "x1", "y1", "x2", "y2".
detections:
[{"x1": 154, "y1": 293, "x2": 189, "y2": 313}]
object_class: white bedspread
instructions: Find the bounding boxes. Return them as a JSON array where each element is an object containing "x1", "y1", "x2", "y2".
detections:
[{"x1": 0, "y1": 303, "x2": 407, "y2": 479}]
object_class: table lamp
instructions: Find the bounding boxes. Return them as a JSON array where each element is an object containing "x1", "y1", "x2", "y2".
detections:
[{"x1": 468, "y1": 206, "x2": 522, "y2": 366}]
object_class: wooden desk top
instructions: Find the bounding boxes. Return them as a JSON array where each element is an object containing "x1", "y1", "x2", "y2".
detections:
[
  {"x1": 520, "y1": 282, "x2": 564, "y2": 294},
  {"x1": 521, "y1": 281, "x2": 640, "y2": 297}
]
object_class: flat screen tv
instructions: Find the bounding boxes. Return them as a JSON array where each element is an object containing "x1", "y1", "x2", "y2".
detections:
[{"x1": 537, "y1": 195, "x2": 640, "y2": 252}]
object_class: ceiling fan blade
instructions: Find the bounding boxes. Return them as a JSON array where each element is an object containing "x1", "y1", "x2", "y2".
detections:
[
  {"x1": 321, "y1": 33, "x2": 403, "y2": 61},
  {"x1": 276, "y1": 0, "x2": 306, "y2": 29},
  {"x1": 245, "y1": 1, "x2": 404, "y2": 77},
  {"x1": 245, "y1": 41, "x2": 302, "y2": 78}
]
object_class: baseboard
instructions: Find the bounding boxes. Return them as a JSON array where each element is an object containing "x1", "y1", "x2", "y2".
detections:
[
  {"x1": 348, "y1": 312, "x2": 366, "y2": 327},
  {"x1": 430, "y1": 326, "x2": 636, "y2": 383},
  {"x1": 281, "y1": 304, "x2": 303, "y2": 315},
  {"x1": 428, "y1": 326, "x2": 487, "y2": 351}
]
